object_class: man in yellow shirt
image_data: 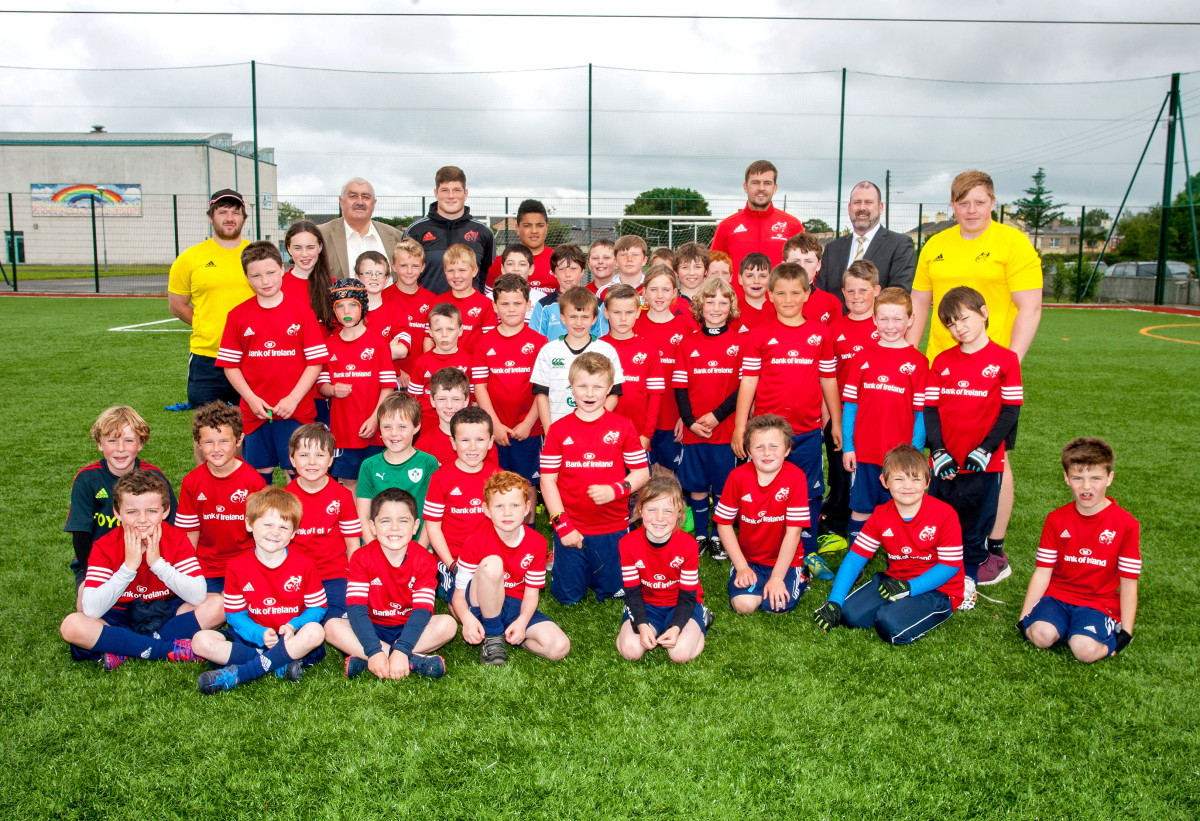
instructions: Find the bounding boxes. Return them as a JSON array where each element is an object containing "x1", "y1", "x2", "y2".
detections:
[
  {"x1": 168, "y1": 189, "x2": 253, "y2": 409},
  {"x1": 907, "y1": 169, "x2": 1043, "y2": 589}
]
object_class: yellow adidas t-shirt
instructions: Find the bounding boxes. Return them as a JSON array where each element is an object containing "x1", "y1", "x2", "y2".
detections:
[
  {"x1": 914, "y1": 221, "x2": 1042, "y2": 361},
  {"x1": 168, "y1": 238, "x2": 253, "y2": 357}
]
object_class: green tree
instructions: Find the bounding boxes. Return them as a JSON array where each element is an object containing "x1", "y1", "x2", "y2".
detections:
[
  {"x1": 374, "y1": 215, "x2": 419, "y2": 230},
  {"x1": 277, "y1": 200, "x2": 306, "y2": 230},
  {"x1": 1112, "y1": 208, "x2": 1173, "y2": 261},
  {"x1": 1085, "y1": 208, "x2": 1111, "y2": 227},
  {"x1": 1167, "y1": 172, "x2": 1200, "y2": 263},
  {"x1": 803, "y1": 218, "x2": 833, "y2": 234},
  {"x1": 1012, "y1": 167, "x2": 1064, "y2": 248},
  {"x1": 617, "y1": 187, "x2": 711, "y2": 248}
]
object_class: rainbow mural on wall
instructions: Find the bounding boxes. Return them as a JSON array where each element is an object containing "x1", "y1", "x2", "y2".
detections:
[{"x1": 31, "y1": 183, "x2": 142, "y2": 217}]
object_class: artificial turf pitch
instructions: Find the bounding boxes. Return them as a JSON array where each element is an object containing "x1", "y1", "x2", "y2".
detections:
[{"x1": 0, "y1": 297, "x2": 1197, "y2": 820}]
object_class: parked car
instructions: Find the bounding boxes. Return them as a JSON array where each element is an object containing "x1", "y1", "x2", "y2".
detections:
[{"x1": 1107, "y1": 261, "x2": 1195, "y2": 279}]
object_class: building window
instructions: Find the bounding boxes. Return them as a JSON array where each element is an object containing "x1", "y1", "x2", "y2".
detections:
[{"x1": 1049, "y1": 237, "x2": 1061, "y2": 248}]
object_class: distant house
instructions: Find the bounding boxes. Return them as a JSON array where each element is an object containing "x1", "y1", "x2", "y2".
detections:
[{"x1": 905, "y1": 212, "x2": 956, "y2": 250}]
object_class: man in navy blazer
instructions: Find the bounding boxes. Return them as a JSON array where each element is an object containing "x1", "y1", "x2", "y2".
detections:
[{"x1": 815, "y1": 181, "x2": 916, "y2": 306}]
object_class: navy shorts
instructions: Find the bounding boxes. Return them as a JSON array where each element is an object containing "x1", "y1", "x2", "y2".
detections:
[
  {"x1": 787, "y1": 428, "x2": 825, "y2": 498},
  {"x1": 650, "y1": 428, "x2": 684, "y2": 471},
  {"x1": 622, "y1": 601, "x2": 709, "y2": 634},
  {"x1": 727, "y1": 562, "x2": 807, "y2": 613},
  {"x1": 243, "y1": 419, "x2": 302, "y2": 473},
  {"x1": 550, "y1": 529, "x2": 626, "y2": 605},
  {"x1": 188, "y1": 354, "x2": 240, "y2": 408},
  {"x1": 497, "y1": 435, "x2": 542, "y2": 485},
  {"x1": 322, "y1": 577, "x2": 348, "y2": 622},
  {"x1": 677, "y1": 441, "x2": 736, "y2": 496},
  {"x1": 842, "y1": 573, "x2": 954, "y2": 645},
  {"x1": 849, "y1": 462, "x2": 889, "y2": 515},
  {"x1": 931, "y1": 471, "x2": 1001, "y2": 568},
  {"x1": 331, "y1": 445, "x2": 385, "y2": 480},
  {"x1": 1020, "y1": 596, "x2": 1118, "y2": 654},
  {"x1": 467, "y1": 584, "x2": 553, "y2": 636},
  {"x1": 436, "y1": 561, "x2": 457, "y2": 602},
  {"x1": 205, "y1": 576, "x2": 225, "y2": 595},
  {"x1": 371, "y1": 621, "x2": 407, "y2": 648},
  {"x1": 315, "y1": 398, "x2": 331, "y2": 428},
  {"x1": 68, "y1": 598, "x2": 187, "y2": 661}
]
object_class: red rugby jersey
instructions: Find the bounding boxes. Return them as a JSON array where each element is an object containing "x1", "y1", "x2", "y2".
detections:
[
  {"x1": 672, "y1": 328, "x2": 744, "y2": 445},
  {"x1": 318, "y1": 329, "x2": 398, "y2": 450},
  {"x1": 841, "y1": 344, "x2": 928, "y2": 466},
  {"x1": 422, "y1": 461, "x2": 499, "y2": 563},
  {"x1": 602, "y1": 334, "x2": 665, "y2": 441},
  {"x1": 471, "y1": 325, "x2": 546, "y2": 434},
  {"x1": 739, "y1": 298, "x2": 776, "y2": 330},
  {"x1": 851, "y1": 497, "x2": 965, "y2": 608},
  {"x1": 345, "y1": 539, "x2": 438, "y2": 626},
  {"x1": 175, "y1": 460, "x2": 267, "y2": 578},
  {"x1": 802, "y1": 287, "x2": 842, "y2": 326},
  {"x1": 215, "y1": 296, "x2": 330, "y2": 434},
  {"x1": 223, "y1": 548, "x2": 327, "y2": 632},
  {"x1": 383, "y1": 285, "x2": 435, "y2": 377},
  {"x1": 1037, "y1": 500, "x2": 1141, "y2": 621},
  {"x1": 435, "y1": 291, "x2": 497, "y2": 356},
  {"x1": 926, "y1": 340, "x2": 1023, "y2": 472},
  {"x1": 416, "y1": 426, "x2": 500, "y2": 469},
  {"x1": 486, "y1": 246, "x2": 556, "y2": 291},
  {"x1": 829, "y1": 314, "x2": 879, "y2": 392},
  {"x1": 740, "y1": 318, "x2": 837, "y2": 435},
  {"x1": 712, "y1": 461, "x2": 810, "y2": 567},
  {"x1": 540, "y1": 410, "x2": 648, "y2": 535},
  {"x1": 456, "y1": 520, "x2": 548, "y2": 601},
  {"x1": 619, "y1": 528, "x2": 703, "y2": 607},
  {"x1": 634, "y1": 312, "x2": 695, "y2": 431},
  {"x1": 406, "y1": 348, "x2": 474, "y2": 434},
  {"x1": 284, "y1": 478, "x2": 361, "y2": 580},
  {"x1": 84, "y1": 522, "x2": 203, "y2": 604}
]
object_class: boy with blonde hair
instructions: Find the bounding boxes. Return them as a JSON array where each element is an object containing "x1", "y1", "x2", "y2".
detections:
[
  {"x1": 531, "y1": 287, "x2": 624, "y2": 429},
  {"x1": 386, "y1": 237, "x2": 436, "y2": 385},
  {"x1": 430, "y1": 243, "x2": 496, "y2": 356}
]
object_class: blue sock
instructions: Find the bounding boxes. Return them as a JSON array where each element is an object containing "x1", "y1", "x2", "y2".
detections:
[
  {"x1": 155, "y1": 611, "x2": 200, "y2": 642},
  {"x1": 687, "y1": 495, "x2": 710, "y2": 539},
  {"x1": 235, "y1": 641, "x2": 294, "y2": 683},
  {"x1": 848, "y1": 519, "x2": 866, "y2": 549},
  {"x1": 966, "y1": 564, "x2": 981, "y2": 583},
  {"x1": 92, "y1": 626, "x2": 175, "y2": 660},
  {"x1": 226, "y1": 643, "x2": 255, "y2": 666},
  {"x1": 481, "y1": 615, "x2": 504, "y2": 637},
  {"x1": 802, "y1": 496, "x2": 824, "y2": 556}
]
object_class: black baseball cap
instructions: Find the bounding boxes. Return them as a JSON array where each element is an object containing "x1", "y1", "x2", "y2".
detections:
[{"x1": 209, "y1": 189, "x2": 246, "y2": 208}]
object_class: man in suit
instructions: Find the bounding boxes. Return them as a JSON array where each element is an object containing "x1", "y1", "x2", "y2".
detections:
[
  {"x1": 318, "y1": 177, "x2": 404, "y2": 280},
  {"x1": 815, "y1": 181, "x2": 916, "y2": 306}
]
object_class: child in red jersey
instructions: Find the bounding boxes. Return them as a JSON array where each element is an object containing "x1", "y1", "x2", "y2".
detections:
[
  {"x1": 926, "y1": 286, "x2": 1023, "y2": 606},
  {"x1": 318, "y1": 278, "x2": 396, "y2": 494},
  {"x1": 453, "y1": 471, "x2": 570, "y2": 665},
  {"x1": 714, "y1": 415, "x2": 812, "y2": 614},
  {"x1": 617, "y1": 477, "x2": 710, "y2": 663},
  {"x1": 841, "y1": 287, "x2": 929, "y2": 553},
  {"x1": 424, "y1": 407, "x2": 501, "y2": 602},
  {"x1": 1019, "y1": 438, "x2": 1139, "y2": 662},
  {"x1": 193, "y1": 487, "x2": 328, "y2": 693},
  {"x1": 490, "y1": 244, "x2": 548, "y2": 313},
  {"x1": 353, "y1": 250, "x2": 411, "y2": 371},
  {"x1": 387, "y1": 238, "x2": 435, "y2": 387},
  {"x1": 65, "y1": 405, "x2": 176, "y2": 592},
  {"x1": 407, "y1": 302, "x2": 472, "y2": 434},
  {"x1": 284, "y1": 424, "x2": 361, "y2": 626},
  {"x1": 586, "y1": 238, "x2": 617, "y2": 297},
  {"x1": 673, "y1": 278, "x2": 745, "y2": 562},
  {"x1": 636, "y1": 264, "x2": 696, "y2": 477},
  {"x1": 216, "y1": 241, "x2": 330, "y2": 483},
  {"x1": 417, "y1": 367, "x2": 499, "y2": 468},
  {"x1": 176, "y1": 402, "x2": 266, "y2": 600},
  {"x1": 813, "y1": 445, "x2": 965, "y2": 644},
  {"x1": 473, "y1": 274, "x2": 546, "y2": 492},
  {"x1": 823, "y1": 261, "x2": 882, "y2": 538},
  {"x1": 602, "y1": 284, "x2": 665, "y2": 451},
  {"x1": 354, "y1": 393, "x2": 439, "y2": 544},
  {"x1": 673, "y1": 242, "x2": 710, "y2": 304},
  {"x1": 540, "y1": 353, "x2": 651, "y2": 605},
  {"x1": 486, "y1": 200, "x2": 556, "y2": 293},
  {"x1": 430, "y1": 243, "x2": 496, "y2": 356},
  {"x1": 708, "y1": 250, "x2": 733, "y2": 285},
  {"x1": 60, "y1": 471, "x2": 219, "y2": 669},
  {"x1": 783, "y1": 234, "x2": 843, "y2": 327},
  {"x1": 733, "y1": 262, "x2": 842, "y2": 578},
  {"x1": 326, "y1": 488, "x2": 457, "y2": 679},
  {"x1": 736, "y1": 252, "x2": 775, "y2": 330},
  {"x1": 613, "y1": 235, "x2": 649, "y2": 290}
]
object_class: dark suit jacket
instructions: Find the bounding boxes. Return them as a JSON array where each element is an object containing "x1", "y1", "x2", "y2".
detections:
[
  {"x1": 816, "y1": 224, "x2": 917, "y2": 306},
  {"x1": 317, "y1": 218, "x2": 405, "y2": 281}
]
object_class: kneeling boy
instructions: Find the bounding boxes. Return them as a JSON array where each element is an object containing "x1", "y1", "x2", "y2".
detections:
[
  {"x1": 327, "y1": 488, "x2": 457, "y2": 679},
  {"x1": 60, "y1": 470, "x2": 219, "y2": 669},
  {"x1": 813, "y1": 445, "x2": 965, "y2": 644},
  {"x1": 1018, "y1": 438, "x2": 1139, "y2": 662},
  {"x1": 452, "y1": 471, "x2": 570, "y2": 665},
  {"x1": 193, "y1": 487, "x2": 327, "y2": 693}
]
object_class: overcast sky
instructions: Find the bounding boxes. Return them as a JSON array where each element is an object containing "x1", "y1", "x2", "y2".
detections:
[{"x1": 2, "y1": 1, "x2": 1198, "y2": 225}]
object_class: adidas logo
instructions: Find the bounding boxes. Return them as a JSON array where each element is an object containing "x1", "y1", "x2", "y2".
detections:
[
  {"x1": 742, "y1": 494, "x2": 753, "y2": 502},
  {"x1": 243, "y1": 327, "x2": 255, "y2": 336},
  {"x1": 371, "y1": 577, "x2": 383, "y2": 586},
  {"x1": 197, "y1": 492, "x2": 207, "y2": 501},
  {"x1": 691, "y1": 350, "x2": 700, "y2": 357},
  {"x1": 931, "y1": 254, "x2": 944, "y2": 262},
  {"x1": 563, "y1": 436, "x2": 574, "y2": 445},
  {"x1": 140, "y1": 648, "x2": 153, "y2": 659},
  {"x1": 204, "y1": 261, "x2": 217, "y2": 268},
  {"x1": 634, "y1": 560, "x2": 645, "y2": 568},
  {"x1": 767, "y1": 337, "x2": 779, "y2": 345},
  {"x1": 487, "y1": 348, "x2": 496, "y2": 356},
  {"x1": 1060, "y1": 529, "x2": 1071, "y2": 538},
  {"x1": 243, "y1": 582, "x2": 255, "y2": 591},
  {"x1": 837, "y1": 334, "x2": 846, "y2": 342},
  {"x1": 733, "y1": 224, "x2": 748, "y2": 234},
  {"x1": 450, "y1": 487, "x2": 463, "y2": 495},
  {"x1": 941, "y1": 368, "x2": 950, "y2": 376},
  {"x1": 422, "y1": 231, "x2": 436, "y2": 242},
  {"x1": 882, "y1": 528, "x2": 894, "y2": 537},
  {"x1": 95, "y1": 488, "x2": 108, "y2": 499},
  {"x1": 1084, "y1": 625, "x2": 1096, "y2": 634}
]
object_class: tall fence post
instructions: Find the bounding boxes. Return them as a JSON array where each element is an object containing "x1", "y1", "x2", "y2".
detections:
[
  {"x1": 835, "y1": 67, "x2": 846, "y2": 235},
  {"x1": 1077, "y1": 205, "x2": 1086, "y2": 300},
  {"x1": 251, "y1": 59, "x2": 262, "y2": 241},
  {"x1": 916, "y1": 203, "x2": 924, "y2": 249},
  {"x1": 1155, "y1": 72, "x2": 1181, "y2": 306},
  {"x1": 7, "y1": 192, "x2": 17, "y2": 292},
  {"x1": 587, "y1": 62, "x2": 593, "y2": 247},
  {"x1": 90, "y1": 195, "x2": 100, "y2": 294},
  {"x1": 884, "y1": 170, "x2": 890, "y2": 229},
  {"x1": 173, "y1": 194, "x2": 180, "y2": 258}
]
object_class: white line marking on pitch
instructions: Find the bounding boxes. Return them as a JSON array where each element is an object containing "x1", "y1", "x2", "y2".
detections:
[{"x1": 108, "y1": 318, "x2": 191, "y2": 332}]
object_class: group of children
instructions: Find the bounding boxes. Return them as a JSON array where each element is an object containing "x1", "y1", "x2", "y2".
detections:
[{"x1": 60, "y1": 219, "x2": 1142, "y2": 691}]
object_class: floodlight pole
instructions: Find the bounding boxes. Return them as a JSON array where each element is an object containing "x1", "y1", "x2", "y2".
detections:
[
  {"x1": 251, "y1": 60, "x2": 262, "y2": 241},
  {"x1": 835, "y1": 68, "x2": 846, "y2": 235},
  {"x1": 1154, "y1": 72, "x2": 1180, "y2": 306},
  {"x1": 1175, "y1": 95, "x2": 1199, "y2": 282},
  {"x1": 587, "y1": 63, "x2": 593, "y2": 247}
]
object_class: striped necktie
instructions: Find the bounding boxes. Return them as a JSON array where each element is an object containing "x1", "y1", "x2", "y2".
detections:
[{"x1": 853, "y1": 235, "x2": 866, "y2": 262}]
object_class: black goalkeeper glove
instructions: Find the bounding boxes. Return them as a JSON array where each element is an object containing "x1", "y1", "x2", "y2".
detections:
[
  {"x1": 963, "y1": 447, "x2": 993, "y2": 473},
  {"x1": 1114, "y1": 628, "x2": 1133, "y2": 654},
  {"x1": 931, "y1": 448, "x2": 959, "y2": 479},
  {"x1": 878, "y1": 575, "x2": 911, "y2": 602},
  {"x1": 813, "y1": 601, "x2": 842, "y2": 633}
]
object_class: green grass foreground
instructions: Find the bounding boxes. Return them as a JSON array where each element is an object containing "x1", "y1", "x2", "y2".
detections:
[{"x1": 0, "y1": 298, "x2": 1197, "y2": 820}]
